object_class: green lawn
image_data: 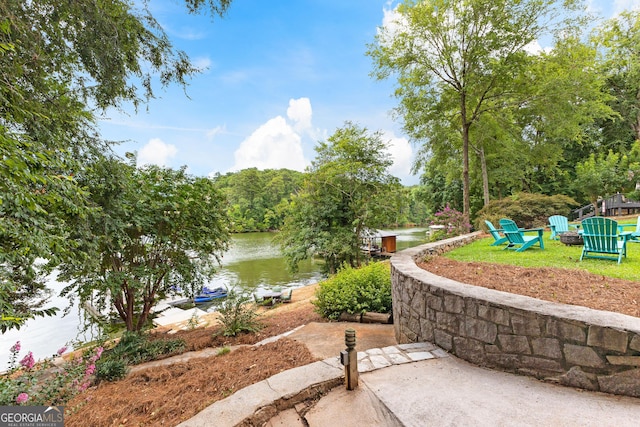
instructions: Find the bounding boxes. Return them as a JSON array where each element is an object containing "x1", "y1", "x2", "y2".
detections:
[{"x1": 444, "y1": 230, "x2": 640, "y2": 281}]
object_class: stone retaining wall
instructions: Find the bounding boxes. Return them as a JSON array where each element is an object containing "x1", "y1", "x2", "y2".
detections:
[{"x1": 391, "y1": 232, "x2": 640, "y2": 397}]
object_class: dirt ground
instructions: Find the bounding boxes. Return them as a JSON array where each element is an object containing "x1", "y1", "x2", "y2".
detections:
[
  {"x1": 64, "y1": 258, "x2": 640, "y2": 426},
  {"x1": 418, "y1": 256, "x2": 640, "y2": 317}
]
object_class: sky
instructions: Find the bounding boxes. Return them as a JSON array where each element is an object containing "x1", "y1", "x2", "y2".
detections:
[{"x1": 97, "y1": 0, "x2": 640, "y2": 186}]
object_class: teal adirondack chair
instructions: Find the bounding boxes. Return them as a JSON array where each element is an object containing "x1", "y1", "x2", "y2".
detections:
[
  {"x1": 618, "y1": 216, "x2": 640, "y2": 243},
  {"x1": 498, "y1": 218, "x2": 544, "y2": 252},
  {"x1": 548, "y1": 215, "x2": 572, "y2": 240},
  {"x1": 485, "y1": 220, "x2": 508, "y2": 246},
  {"x1": 580, "y1": 217, "x2": 630, "y2": 264}
]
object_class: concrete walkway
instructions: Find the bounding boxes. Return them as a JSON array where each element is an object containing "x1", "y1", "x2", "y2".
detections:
[{"x1": 177, "y1": 339, "x2": 640, "y2": 427}]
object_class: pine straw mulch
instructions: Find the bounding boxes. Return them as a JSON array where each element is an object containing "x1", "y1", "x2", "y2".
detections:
[
  {"x1": 65, "y1": 301, "x2": 325, "y2": 427},
  {"x1": 418, "y1": 256, "x2": 640, "y2": 317}
]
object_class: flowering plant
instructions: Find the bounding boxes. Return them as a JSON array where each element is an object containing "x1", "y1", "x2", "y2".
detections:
[
  {"x1": 429, "y1": 204, "x2": 471, "y2": 240},
  {"x1": 0, "y1": 341, "x2": 102, "y2": 406}
]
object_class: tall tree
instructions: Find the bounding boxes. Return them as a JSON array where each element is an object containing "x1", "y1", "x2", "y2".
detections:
[
  {"x1": 595, "y1": 10, "x2": 640, "y2": 147},
  {"x1": 58, "y1": 158, "x2": 231, "y2": 331},
  {"x1": 368, "y1": 0, "x2": 587, "y2": 222},
  {"x1": 0, "y1": 0, "x2": 234, "y2": 331},
  {"x1": 278, "y1": 123, "x2": 402, "y2": 274}
]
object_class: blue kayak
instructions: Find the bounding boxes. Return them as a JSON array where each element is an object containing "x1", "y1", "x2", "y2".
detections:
[{"x1": 194, "y1": 287, "x2": 227, "y2": 303}]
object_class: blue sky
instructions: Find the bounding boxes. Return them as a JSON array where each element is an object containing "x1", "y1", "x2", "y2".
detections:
[{"x1": 98, "y1": 0, "x2": 638, "y2": 186}]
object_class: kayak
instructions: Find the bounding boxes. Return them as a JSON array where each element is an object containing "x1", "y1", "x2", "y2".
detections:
[{"x1": 194, "y1": 287, "x2": 227, "y2": 303}]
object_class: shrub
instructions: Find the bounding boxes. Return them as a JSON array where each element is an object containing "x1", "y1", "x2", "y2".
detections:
[
  {"x1": 428, "y1": 204, "x2": 471, "y2": 241},
  {"x1": 95, "y1": 331, "x2": 185, "y2": 380},
  {"x1": 313, "y1": 261, "x2": 392, "y2": 320},
  {"x1": 95, "y1": 359, "x2": 128, "y2": 382},
  {"x1": 214, "y1": 290, "x2": 262, "y2": 337},
  {"x1": 475, "y1": 193, "x2": 578, "y2": 230},
  {"x1": 0, "y1": 342, "x2": 103, "y2": 406}
]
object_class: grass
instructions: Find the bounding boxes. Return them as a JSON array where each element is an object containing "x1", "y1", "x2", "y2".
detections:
[{"x1": 445, "y1": 230, "x2": 640, "y2": 281}]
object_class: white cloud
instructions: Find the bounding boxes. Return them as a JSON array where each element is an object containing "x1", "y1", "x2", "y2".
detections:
[
  {"x1": 138, "y1": 138, "x2": 178, "y2": 167},
  {"x1": 379, "y1": 1, "x2": 407, "y2": 42},
  {"x1": 523, "y1": 40, "x2": 553, "y2": 56},
  {"x1": 232, "y1": 116, "x2": 308, "y2": 172},
  {"x1": 382, "y1": 131, "x2": 414, "y2": 181},
  {"x1": 206, "y1": 125, "x2": 226, "y2": 140},
  {"x1": 287, "y1": 98, "x2": 312, "y2": 133},
  {"x1": 612, "y1": 0, "x2": 640, "y2": 16},
  {"x1": 192, "y1": 56, "x2": 212, "y2": 72}
]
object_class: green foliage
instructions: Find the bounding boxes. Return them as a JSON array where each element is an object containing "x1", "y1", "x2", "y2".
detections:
[
  {"x1": 212, "y1": 168, "x2": 304, "y2": 232},
  {"x1": 1, "y1": 342, "x2": 103, "y2": 405},
  {"x1": 95, "y1": 359, "x2": 129, "y2": 382},
  {"x1": 278, "y1": 122, "x2": 402, "y2": 274},
  {"x1": 475, "y1": 193, "x2": 578, "y2": 229},
  {"x1": 58, "y1": 157, "x2": 231, "y2": 331},
  {"x1": 313, "y1": 262, "x2": 392, "y2": 320},
  {"x1": 217, "y1": 346, "x2": 231, "y2": 356},
  {"x1": 575, "y1": 151, "x2": 627, "y2": 210},
  {"x1": 0, "y1": 0, "x2": 234, "y2": 332},
  {"x1": 429, "y1": 205, "x2": 471, "y2": 237},
  {"x1": 594, "y1": 10, "x2": 640, "y2": 150},
  {"x1": 214, "y1": 290, "x2": 262, "y2": 337},
  {"x1": 95, "y1": 331, "x2": 185, "y2": 380},
  {"x1": 368, "y1": 0, "x2": 590, "y2": 220}
]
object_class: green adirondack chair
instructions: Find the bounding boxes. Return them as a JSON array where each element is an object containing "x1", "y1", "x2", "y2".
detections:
[
  {"x1": 580, "y1": 217, "x2": 630, "y2": 264},
  {"x1": 498, "y1": 218, "x2": 544, "y2": 252},
  {"x1": 484, "y1": 220, "x2": 508, "y2": 246},
  {"x1": 548, "y1": 215, "x2": 571, "y2": 240}
]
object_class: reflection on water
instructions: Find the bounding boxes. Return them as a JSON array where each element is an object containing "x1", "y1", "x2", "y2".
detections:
[
  {"x1": 206, "y1": 232, "x2": 324, "y2": 292},
  {"x1": 0, "y1": 228, "x2": 427, "y2": 364}
]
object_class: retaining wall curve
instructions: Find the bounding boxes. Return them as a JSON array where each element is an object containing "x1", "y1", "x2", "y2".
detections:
[{"x1": 390, "y1": 232, "x2": 640, "y2": 397}]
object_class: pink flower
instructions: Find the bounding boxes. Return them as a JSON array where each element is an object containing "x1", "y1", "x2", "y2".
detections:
[
  {"x1": 16, "y1": 393, "x2": 29, "y2": 404},
  {"x1": 57, "y1": 346, "x2": 67, "y2": 356},
  {"x1": 10, "y1": 341, "x2": 21, "y2": 353},
  {"x1": 19, "y1": 352, "x2": 35, "y2": 369},
  {"x1": 89, "y1": 346, "x2": 103, "y2": 363},
  {"x1": 85, "y1": 363, "x2": 96, "y2": 377}
]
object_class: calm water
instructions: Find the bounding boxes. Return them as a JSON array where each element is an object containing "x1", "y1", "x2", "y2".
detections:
[{"x1": 0, "y1": 228, "x2": 428, "y2": 365}]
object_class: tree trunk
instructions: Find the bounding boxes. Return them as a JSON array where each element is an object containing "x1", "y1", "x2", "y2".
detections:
[
  {"x1": 473, "y1": 145, "x2": 490, "y2": 206},
  {"x1": 461, "y1": 121, "x2": 471, "y2": 224}
]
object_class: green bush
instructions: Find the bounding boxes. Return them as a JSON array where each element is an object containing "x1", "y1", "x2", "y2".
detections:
[
  {"x1": 95, "y1": 331, "x2": 186, "y2": 381},
  {"x1": 313, "y1": 261, "x2": 392, "y2": 320},
  {"x1": 475, "y1": 193, "x2": 578, "y2": 230},
  {"x1": 214, "y1": 290, "x2": 262, "y2": 337},
  {"x1": 95, "y1": 358, "x2": 129, "y2": 382}
]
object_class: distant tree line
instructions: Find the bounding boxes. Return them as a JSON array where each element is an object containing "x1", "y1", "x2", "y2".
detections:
[{"x1": 211, "y1": 167, "x2": 430, "y2": 233}]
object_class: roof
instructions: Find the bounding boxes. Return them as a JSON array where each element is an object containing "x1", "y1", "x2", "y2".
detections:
[{"x1": 361, "y1": 229, "x2": 398, "y2": 238}]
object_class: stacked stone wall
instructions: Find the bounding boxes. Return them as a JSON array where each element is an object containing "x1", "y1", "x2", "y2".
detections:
[{"x1": 391, "y1": 232, "x2": 640, "y2": 397}]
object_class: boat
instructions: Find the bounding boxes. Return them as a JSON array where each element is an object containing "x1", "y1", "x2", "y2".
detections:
[{"x1": 193, "y1": 286, "x2": 227, "y2": 303}]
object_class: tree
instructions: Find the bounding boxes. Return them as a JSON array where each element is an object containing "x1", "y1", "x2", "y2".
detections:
[
  {"x1": 575, "y1": 151, "x2": 625, "y2": 215},
  {"x1": 368, "y1": 0, "x2": 587, "y2": 222},
  {"x1": 0, "y1": 0, "x2": 233, "y2": 331},
  {"x1": 278, "y1": 123, "x2": 402, "y2": 274},
  {"x1": 58, "y1": 158, "x2": 231, "y2": 331},
  {"x1": 595, "y1": 10, "x2": 640, "y2": 148}
]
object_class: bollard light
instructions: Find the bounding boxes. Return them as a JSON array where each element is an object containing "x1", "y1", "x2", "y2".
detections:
[{"x1": 344, "y1": 328, "x2": 358, "y2": 390}]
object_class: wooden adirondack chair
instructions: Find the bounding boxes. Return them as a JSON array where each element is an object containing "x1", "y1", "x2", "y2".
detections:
[
  {"x1": 484, "y1": 220, "x2": 508, "y2": 246},
  {"x1": 548, "y1": 215, "x2": 571, "y2": 240},
  {"x1": 498, "y1": 218, "x2": 544, "y2": 252},
  {"x1": 580, "y1": 217, "x2": 630, "y2": 264}
]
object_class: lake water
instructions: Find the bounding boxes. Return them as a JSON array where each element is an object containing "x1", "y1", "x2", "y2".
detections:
[{"x1": 0, "y1": 228, "x2": 428, "y2": 365}]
